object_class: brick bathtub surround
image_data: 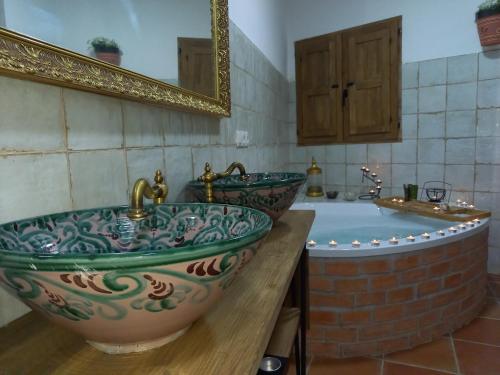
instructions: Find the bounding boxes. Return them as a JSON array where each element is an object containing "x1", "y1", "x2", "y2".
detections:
[{"x1": 308, "y1": 228, "x2": 489, "y2": 358}]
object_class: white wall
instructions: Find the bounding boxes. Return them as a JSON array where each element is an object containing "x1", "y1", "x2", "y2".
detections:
[
  {"x1": 4, "y1": 0, "x2": 211, "y2": 81},
  {"x1": 228, "y1": 0, "x2": 287, "y2": 75},
  {"x1": 285, "y1": 0, "x2": 484, "y2": 79}
]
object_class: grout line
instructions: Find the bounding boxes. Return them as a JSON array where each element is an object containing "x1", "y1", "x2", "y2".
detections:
[
  {"x1": 383, "y1": 358, "x2": 457, "y2": 374},
  {"x1": 450, "y1": 334, "x2": 462, "y2": 375},
  {"x1": 453, "y1": 337, "x2": 500, "y2": 348},
  {"x1": 380, "y1": 358, "x2": 384, "y2": 375}
]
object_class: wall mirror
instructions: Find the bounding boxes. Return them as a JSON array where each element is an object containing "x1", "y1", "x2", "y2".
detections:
[{"x1": 0, "y1": 0, "x2": 230, "y2": 116}]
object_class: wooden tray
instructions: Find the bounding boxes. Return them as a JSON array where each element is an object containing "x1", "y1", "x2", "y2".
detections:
[{"x1": 375, "y1": 196, "x2": 491, "y2": 222}]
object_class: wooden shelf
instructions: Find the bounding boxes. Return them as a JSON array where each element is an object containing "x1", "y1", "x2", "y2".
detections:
[
  {"x1": 266, "y1": 308, "x2": 300, "y2": 358},
  {"x1": 375, "y1": 196, "x2": 491, "y2": 222},
  {"x1": 0, "y1": 210, "x2": 315, "y2": 375}
]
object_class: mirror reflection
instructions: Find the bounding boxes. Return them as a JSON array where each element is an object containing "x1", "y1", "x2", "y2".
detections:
[{"x1": 0, "y1": 0, "x2": 215, "y2": 97}]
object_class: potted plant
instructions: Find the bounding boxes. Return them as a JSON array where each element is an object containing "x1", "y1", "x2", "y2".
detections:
[
  {"x1": 476, "y1": 0, "x2": 500, "y2": 46},
  {"x1": 88, "y1": 37, "x2": 122, "y2": 66}
]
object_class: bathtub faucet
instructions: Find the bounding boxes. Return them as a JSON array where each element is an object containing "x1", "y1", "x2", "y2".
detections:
[
  {"x1": 128, "y1": 170, "x2": 168, "y2": 220},
  {"x1": 198, "y1": 162, "x2": 248, "y2": 203}
]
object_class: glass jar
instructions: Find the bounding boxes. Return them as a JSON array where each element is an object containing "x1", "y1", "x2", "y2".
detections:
[{"x1": 306, "y1": 157, "x2": 324, "y2": 197}]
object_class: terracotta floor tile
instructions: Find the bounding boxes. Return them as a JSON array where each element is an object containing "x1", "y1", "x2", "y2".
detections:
[
  {"x1": 454, "y1": 317, "x2": 500, "y2": 346},
  {"x1": 454, "y1": 340, "x2": 500, "y2": 375},
  {"x1": 383, "y1": 362, "x2": 452, "y2": 375},
  {"x1": 480, "y1": 299, "x2": 500, "y2": 320},
  {"x1": 384, "y1": 338, "x2": 456, "y2": 372},
  {"x1": 309, "y1": 357, "x2": 381, "y2": 375}
]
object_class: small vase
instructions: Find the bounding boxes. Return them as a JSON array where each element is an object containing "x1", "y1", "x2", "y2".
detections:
[
  {"x1": 476, "y1": 13, "x2": 500, "y2": 46},
  {"x1": 95, "y1": 52, "x2": 122, "y2": 66}
]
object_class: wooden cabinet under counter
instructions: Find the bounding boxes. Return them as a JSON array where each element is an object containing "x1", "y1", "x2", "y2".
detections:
[{"x1": 0, "y1": 210, "x2": 315, "y2": 375}]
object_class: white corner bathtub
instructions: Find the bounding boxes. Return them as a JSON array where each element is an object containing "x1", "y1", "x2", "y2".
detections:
[{"x1": 291, "y1": 201, "x2": 489, "y2": 257}]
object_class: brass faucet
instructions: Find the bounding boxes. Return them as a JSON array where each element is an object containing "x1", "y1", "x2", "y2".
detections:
[
  {"x1": 128, "y1": 170, "x2": 168, "y2": 220},
  {"x1": 197, "y1": 162, "x2": 248, "y2": 203}
]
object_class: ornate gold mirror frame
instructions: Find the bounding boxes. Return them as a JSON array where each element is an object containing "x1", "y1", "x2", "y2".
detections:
[{"x1": 0, "y1": 0, "x2": 230, "y2": 117}]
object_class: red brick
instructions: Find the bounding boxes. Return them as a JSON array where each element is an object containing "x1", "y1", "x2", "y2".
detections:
[
  {"x1": 334, "y1": 278, "x2": 368, "y2": 293},
  {"x1": 325, "y1": 261, "x2": 359, "y2": 276},
  {"x1": 444, "y1": 273, "x2": 462, "y2": 289},
  {"x1": 442, "y1": 302, "x2": 461, "y2": 318},
  {"x1": 355, "y1": 292, "x2": 386, "y2": 306},
  {"x1": 401, "y1": 268, "x2": 427, "y2": 283},
  {"x1": 378, "y1": 337, "x2": 410, "y2": 352},
  {"x1": 309, "y1": 260, "x2": 323, "y2": 275},
  {"x1": 309, "y1": 276, "x2": 333, "y2": 290},
  {"x1": 450, "y1": 255, "x2": 469, "y2": 272},
  {"x1": 325, "y1": 327, "x2": 357, "y2": 342},
  {"x1": 446, "y1": 243, "x2": 461, "y2": 257},
  {"x1": 405, "y1": 299, "x2": 430, "y2": 316},
  {"x1": 394, "y1": 255, "x2": 420, "y2": 270},
  {"x1": 388, "y1": 287, "x2": 415, "y2": 303},
  {"x1": 374, "y1": 305, "x2": 403, "y2": 321},
  {"x1": 419, "y1": 310, "x2": 441, "y2": 328},
  {"x1": 371, "y1": 275, "x2": 398, "y2": 290},
  {"x1": 310, "y1": 293, "x2": 355, "y2": 308},
  {"x1": 360, "y1": 259, "x2": 392, "y2": 274},
  {"x1": 310, "y1": 310, "x2": 337, "y2": 324},
  {"x1": 310, "y1": 342, "x2": 339, "y2": 357},
  {"x1": 421, "y1": 247, "x2": 446, "y2": 264},
  {"x1": 359, "y1": 323, "x2": 393, "y2": 339},
  {"x1": 340, "y1": 310, "x2": 371, "y2": 324},
  {"x1": 429, "y1": 261, "x2": 451, "y2": 277},
  {"x1": 394, "y1": 318, "x2": 418, "y2": 333},
  {"x1": 308, "y1": 325, "x2": 325, "y2": 340},
  {"x1": 432, "y1": 286, "x2": 467, "y2": 308},
  {"x1": 417, "y1": 279, "x2": 441, "y2": 296},
  {"x1": 342, "y1": 342, "x2": 378, "y2": 357}
]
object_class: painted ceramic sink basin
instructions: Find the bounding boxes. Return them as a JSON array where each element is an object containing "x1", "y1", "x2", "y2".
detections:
[
  {"x1": 188, "y1": 173, "x2": 306, "y2": 223},
  {"x1": 0, "y1": 203, "x2": 272, "y2": 354}
]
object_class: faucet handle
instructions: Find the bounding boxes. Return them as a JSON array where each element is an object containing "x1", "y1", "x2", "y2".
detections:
[
  {"x1": 154, "y1": 170, "x2": 164, "y2": 184},
  {"x1": 153, "y1": 170, "x2": 168, "y2": 204}
]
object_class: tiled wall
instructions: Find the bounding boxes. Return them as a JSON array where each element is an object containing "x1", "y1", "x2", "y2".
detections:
[
  {"x1": 287, "y1": 49, "x2": 500, "y2": 273},
  {"x1": 0, "y1": 21, "x2": 289, "y2": 327}
]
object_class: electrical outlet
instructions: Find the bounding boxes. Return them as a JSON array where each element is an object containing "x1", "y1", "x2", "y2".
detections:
[{"x1": 235, "y1": 130, "x2": 249, "y2": 148}]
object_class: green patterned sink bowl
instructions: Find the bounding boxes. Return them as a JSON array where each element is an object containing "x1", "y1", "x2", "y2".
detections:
[
  {"x1": 0, "y1": 203, "x2": 272, "y2": 354},
  {"x1": 188, "y1": 172, "x2": 306, "y2": 224}
]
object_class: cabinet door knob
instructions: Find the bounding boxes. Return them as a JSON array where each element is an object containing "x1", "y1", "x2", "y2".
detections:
[
  {"x1": 346, "y1": 81, "x2": 355, "y2": 87},
  {"x1": 331, "y1": 83, "x2": 339, "y2": 89}
]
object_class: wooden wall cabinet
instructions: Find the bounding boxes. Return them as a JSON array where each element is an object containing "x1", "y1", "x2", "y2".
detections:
[{"x1": 295, "y1": 17, "x2": 402, "y2": 145}]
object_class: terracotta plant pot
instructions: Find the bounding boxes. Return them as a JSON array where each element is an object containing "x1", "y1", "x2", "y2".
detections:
[
  {"x1": 476, "y1": 11, "x2": 500, "y2": 46},
  {"x1": 95, "y1": 51, "x2": 121, "y2": 66}
]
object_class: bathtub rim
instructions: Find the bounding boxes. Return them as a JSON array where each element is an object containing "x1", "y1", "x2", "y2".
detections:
[{"x1": 291, "y1": 201, "x2": 490, "y2": 258}]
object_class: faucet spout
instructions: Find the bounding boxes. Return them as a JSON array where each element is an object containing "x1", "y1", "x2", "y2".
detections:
[
  {"x1": 197, "y1": 162, "x2": 248, "y2": 203},
  {"x1": 128, "y1": 170, "x2": 168, "y2": 220}
]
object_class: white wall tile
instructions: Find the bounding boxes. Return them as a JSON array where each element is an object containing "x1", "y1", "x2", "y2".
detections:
[
  {"x1": 478, "y1": 79, "x2": 500, "y2": 108},
  {"x1": 392, "y1": 140, "x2": 417, "y2": 164},
  {"x1": 477, "y1": 109, "x2": 500, "y2": 137},
  {"x1": 346, "y1": 144, "x2": 367, "y2": 164},
  {"x1": 69, "y1": 150, "x2": 128, "y2": 209},
  {"x1": 325, "y1": 145, "x2": 346, "y2": 163},
  {"x1": 419, "y1": 58, "x2": 446, "y2": 87},
  {"x1": 368, "y1": 144, "x2": 391, "y2": 164},
  {"x1": 419, "y1": 113, "x2": 445, "y2": 138},
  {"x1": 392, "y1": 164, "x2": 417, "y2": 186},
  {"x1": 164, "y1": 146, "x2": 194, "y2": 202},
  {"x1": 446, "y1": 111, "x2": 476, "y2": 138},
  {"x1": 475, "y1": 165, "x2": 500, "y2": 192},
  {"x1": 126, "y1": 148, "x2": 166, "y2": 195},
  {"x1": 418, "y1": 139, "x2": 445, "y2": 163},
  {"x1": 478, "y1": 49, "x2": 500, "y2": 80},
  {"x1": 419, "y1": 86, "x2": 446, "y2": 113},
  {"x1": 65, "y1": 89, "x2": 123, "y2": 150},
  {"x1": 447, "y1": 82, "x2": 477, "y2": 111},
  {"x1": 445, "y1": 164, "x2": 475, "y2": 191},
  {"x1": 123, "y1": 102, "x2": 164, "y2": 147},
  {"x1": 0, "y1": 77, "x2": 64, "y2": 152},
  {"x1": 417, "y1": 164, "x2": 445, "y2": 186},
  {"x1": 326, "y1": 164, "x2": 346, "y2": 186},
  {"x1": 476, "y1": 137, "x2": 500, "y2": 164},
  {"x1": 447, "y1": 54, "x2": 478, "y2": 84},
  {"x1": 446, "y1": 138, "x2": 475, "y2": 164}
]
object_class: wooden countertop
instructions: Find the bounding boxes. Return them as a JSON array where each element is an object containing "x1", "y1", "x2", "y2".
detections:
[{"x1": 0, "y1": 210, "x2": 314, "y2": 375}]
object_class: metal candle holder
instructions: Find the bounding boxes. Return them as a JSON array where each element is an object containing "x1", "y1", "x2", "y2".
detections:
[{"x1": 359, "y1": 166, "x2": 382, "y2": 200}]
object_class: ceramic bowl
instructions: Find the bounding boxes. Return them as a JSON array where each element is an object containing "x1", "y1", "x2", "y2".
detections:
[
  {"x1": 0, "y1": 204, "x2": 272, "y2": 354},
  {"x1": 187, "y1": 173, "x2": 306, "y2": 224}
]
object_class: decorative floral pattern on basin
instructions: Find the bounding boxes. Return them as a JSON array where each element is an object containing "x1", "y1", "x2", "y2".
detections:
[
  {"x1": 0, "y1": 204, "x2": 272, "y2": 353},
  {"x1": 188, "y1": 172, "x2": 306, "y2": 223}
]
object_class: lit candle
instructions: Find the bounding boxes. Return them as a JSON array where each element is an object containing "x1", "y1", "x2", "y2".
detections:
[
  {"x1": 406, "y1": 235, "x2": 416, "y2": 242},
  {"x1": 421, "y1": 232, "x2": 431, "y2": 239},
  {"x1": 352, "y1": 240, "x2": 361, "y2": 248},
  {"x1": 473, "y1": 218, "x2": 481, "y2": 224},
  {"x1": 376, "y1": 179, "x2": 382, "y2": 184},
  {"x1": 433, "y1": 206, "x2": 440, "y2": 212},
  {"x1": 329, "y1": 240, "x2": 338, "y2": 247},
  {"x1": 398, "y1": 199, "x2": 404, "y2": 204},
  {"x1": 466, "y1": 221, "x2": 475, "y2": 227},
  {"x1": 459, "y1": 224, "x2": 467, "y2": 230},
  {"x1": 371, "y1": 239, "x2": 381, "y2": 247},
  {"x1": 392, "y1": 198, "x2": 398, "y2": 203},
  {"x1": 371, "y1": 172, "x2": 378, "y2": 178},
  {"x1": 361, "y1": 166, "x2": 366, "y2": 171},
  {"x1": 369, "y1": 189, "x2": 375, "y2": 194},
  {"x1": 437, "y1": 230, "x2": 445, "y2": 236},
  {"x1": 307, "y1": 240, "x2": 317, "y2": 247},
  {"x1": 376, "y1": 185, "x2": 382, "y2": 189},
  {"x1": 365, "y1": 168, "x2": 370, "y2": 172},
  {"x1": 461, "y1": 201, "x2": 468, "y2": 207},
  {"x1": 456, "y1": 199, "x2": 462, "y2": 205},
  {"x1": 468, "y1": 204, "x2": 475, "y2": 209},
  {"x1": 448, "y1": 226, "x2": 458, "y2": 233},
  {"x1": 389, "y1": 237, "x2": 399, "y2": 245}
]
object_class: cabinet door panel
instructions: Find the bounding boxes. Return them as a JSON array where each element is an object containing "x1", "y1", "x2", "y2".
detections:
[{"x1": 296, "y1": 37, "x2": 342, "y2": 144}]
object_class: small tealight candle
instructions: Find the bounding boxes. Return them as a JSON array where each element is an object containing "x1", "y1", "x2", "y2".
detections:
[
  {"x1": 421, "y1": 232, "x2": 431, "y2": 239},
  {"x1": 376, "y1": 179, "x2": 382, "y2": 184},
  {"x1": 437, "y1": 230, "x2": 446, "y2": 236},
  {"x1": 369, "y1": 189, "x2": 375, "y2": 194},
  {"x1": 307, "y1": 240, "x2": 317, "y2": 247},
  {"x1": 473, "y1": 218, "x2": 481, "y2": 224},
  {"x1": 398, "y1": 199, "x2": 404, "y2": 204},
  {"x1": 459, "y1": 224, "x2": 467, "y2": 230},
  {"x1": 361, "y1": 166, "x2": 367, "y2": 171},
  {"x1": 466, "y1": 221, "x2": 475, "y2": 227},
  {"x1": 456, "y1": 199, "x2": 462, "y2": 205},
  {"x1": 389, "y1": 237, "x2": 399, "y2": 245},
  {"x1": 433, "y1": 206, "x2": 441, "y2": 212},
  {"x1": 392, "y1": 198, "x2": 398, "y2": 203},
  {"x1": 371, "y1": 172, "x2": 378, "y2": 178},
  {"x1": 376, "y1": 185, "x2": 382, "y2": 189},
  {"x1": 371, "y1": 239, "x2": 381, "y2": 247},
  {"x1": 365, "y1": 168, "x2": 370, "y2": 172},
  {"x1": 406, "y1": 235, "x2": 416, "y2": 242},
  {"x1": 352, "y1": 240, "x2": 361, "y2": 248},
  {"x1": 448, "y1": 226, "x2": 458, "y2": 233},
  {"x1": 329, "y1": 240, "x2": 338, "y2": 247},
  {"x1": 468, "y1": 204, "x2": 475, "y2": 209}
]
